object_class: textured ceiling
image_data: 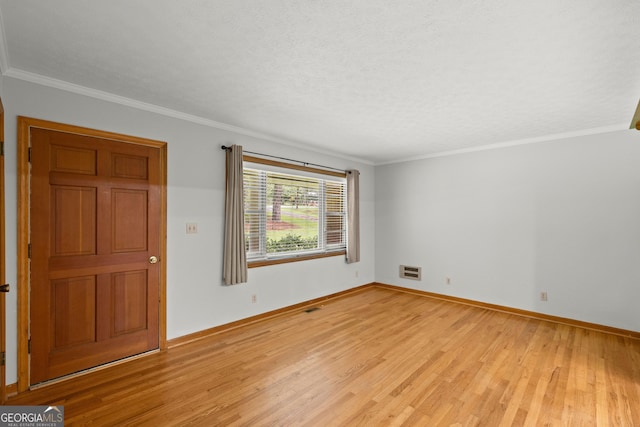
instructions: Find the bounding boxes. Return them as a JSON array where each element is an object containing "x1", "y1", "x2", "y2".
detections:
[{"x1": 1, "y1": 0, "x2": 639, "y2": 164}]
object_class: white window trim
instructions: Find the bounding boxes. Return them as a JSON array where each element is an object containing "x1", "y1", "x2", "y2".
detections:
[{"x1": 243, "y1": 157, "x2": 347, "y2": 265}]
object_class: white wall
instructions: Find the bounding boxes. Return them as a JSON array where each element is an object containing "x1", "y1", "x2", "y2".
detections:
[
  {"x1": 2, "y1": 77, "x2": 375, "y2": 384},
  {"x1": 376, "y1": 130, "x2": 640, "y2": 331},
  {"x1": 4, "y1": 73, "x2": 639, "y2": 388}
]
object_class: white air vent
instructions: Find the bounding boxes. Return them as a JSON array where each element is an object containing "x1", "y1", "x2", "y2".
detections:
[{"x1": 399, "y1": 265, "x2": 422, "y2": 280}]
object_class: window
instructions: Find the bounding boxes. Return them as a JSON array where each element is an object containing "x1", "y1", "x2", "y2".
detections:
[{"x1": 243, "y1": 157, "x2": 347, "y2": 264}]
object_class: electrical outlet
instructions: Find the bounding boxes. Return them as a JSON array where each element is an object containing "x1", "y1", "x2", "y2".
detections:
[
  {"x1": 540, "y1": 291, "x2": 548, "y2": 301},
  {"x1": 251, "y1": 294, "x2": 257, "y2": 304},
  {"x1": 446, "y1": 277, "x2": 451, "y2": 285},
  {"x1": 186, "y1": 223, "x2": 198, "y2": 234}
]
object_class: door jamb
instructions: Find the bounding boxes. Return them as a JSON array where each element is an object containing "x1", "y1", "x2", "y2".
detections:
[
  {"x1": 0, "y1": 98, "x2": 6, "y2": 402},
  {"x1": 17, "y1": 117, "x2": 167, "y2": 392}
]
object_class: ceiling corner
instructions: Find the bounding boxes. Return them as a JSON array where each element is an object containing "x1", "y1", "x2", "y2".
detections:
[{"x1": 0, "y1": 6, "x2": 10, "y2": 74}]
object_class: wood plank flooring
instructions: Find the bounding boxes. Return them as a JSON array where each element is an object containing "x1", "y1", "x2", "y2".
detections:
[{"x1": 7, "y1": 287, "x2": 640, "y2": 426}]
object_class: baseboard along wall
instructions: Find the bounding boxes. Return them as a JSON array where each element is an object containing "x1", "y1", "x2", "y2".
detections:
[
  {"x1": 168, "y1": 282, "x2": 640, "y2": 347},
  {"x1": 8, "y1": 281, "x2": 637, "y2": 395}
]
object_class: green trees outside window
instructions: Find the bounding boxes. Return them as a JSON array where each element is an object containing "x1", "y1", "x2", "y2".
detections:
[{"x1": 244, "y1": 166, "x2": 346, "y2": 260}]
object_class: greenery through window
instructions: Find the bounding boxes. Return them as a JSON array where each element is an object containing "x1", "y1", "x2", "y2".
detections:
[{"x1": 243, "y1": 160, "x2": 346, "y2": 262}]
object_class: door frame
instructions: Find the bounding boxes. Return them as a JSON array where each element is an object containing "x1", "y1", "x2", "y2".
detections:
[
  {"x1": 1, "y1": 98, "x2": 6, "y2": 402},
  {"x1": 17, "y1": 117, "x2": 167, "y2": 392}
]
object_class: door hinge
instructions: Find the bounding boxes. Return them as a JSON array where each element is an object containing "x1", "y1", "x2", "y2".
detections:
[
  {"x1": 28, "y1": 339, "x2": 31, "y2": 354},
  {"x1": 1, "y1": 352, "x2": 5, "y2": 366},
  {"x1": 28, "y1": 147, "x2": 32, "y2": 162},
  {"x1": 0, "y1": 140, "x2": 4, "y2": 156},
  {"x1": 28, "y1": 243, "x2": 32, "y2": 259}
]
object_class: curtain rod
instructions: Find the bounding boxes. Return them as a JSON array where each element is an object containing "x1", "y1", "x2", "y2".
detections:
[{"x1": 220, "y1": 145, "x2": 348, "y2": 174}]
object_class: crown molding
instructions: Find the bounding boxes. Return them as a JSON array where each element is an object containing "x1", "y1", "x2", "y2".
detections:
[
  {"x1": 3, "y1": 68, "x2": 289, "y2": 141},
  {"x1": 378, "y1": 123, "x2": 630, "y2": 166},
  {"x1": 5, "y1": 65, "x2": 628, "y2": 167},
  {"x1": 3, "y1": 67, "x2": 374, "y2": 166}
]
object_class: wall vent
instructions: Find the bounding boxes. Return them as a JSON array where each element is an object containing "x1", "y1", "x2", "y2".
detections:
[{"x1": 399, "y1": 265, "x2": 422, "y2": 280}]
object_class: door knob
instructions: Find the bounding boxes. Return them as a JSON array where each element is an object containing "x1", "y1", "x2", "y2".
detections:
[
  {"x1": 0, "y1": 284, "x2": 9, "y2": 293},
  {"x1": 149, "y1": 256, "x2": 159, "y2": 264}
]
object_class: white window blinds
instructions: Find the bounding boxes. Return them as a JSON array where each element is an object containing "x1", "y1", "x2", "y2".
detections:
[{"x1": 243, "y1": 163, "x2": 346, "y2": 261}]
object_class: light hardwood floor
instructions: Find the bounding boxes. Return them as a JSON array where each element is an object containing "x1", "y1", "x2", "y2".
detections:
[{"x1": 7, "y1": 287, "x2": 640, "y2": 426}]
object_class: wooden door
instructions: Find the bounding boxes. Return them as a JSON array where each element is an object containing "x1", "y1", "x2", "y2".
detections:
[
  {"x1": 30, "y1": 127, "x2": 162, "y2": 384},
  {"x1": 0, "y1": 98, "x2": 6, "y2": 401}
]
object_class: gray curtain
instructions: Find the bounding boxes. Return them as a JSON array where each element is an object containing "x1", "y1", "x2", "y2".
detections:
[
  {"x1": 346, "y1": 169, "x2": 360, "y2": 264},
  {"x1": 223, "y1": 145, "x2": 248, "y2": 284}
]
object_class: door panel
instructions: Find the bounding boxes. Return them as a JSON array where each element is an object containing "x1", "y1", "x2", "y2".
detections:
[
  {"x1": 111, "y1": 270, "x2": 148, "y2": 335},
  {"x1": 52, "y1": 186, "x2": 97, "y2": 255},
  {"x1": 112, "y1": 189, "x2": 148, "y2": 252},
  {"x1": 52, "y1": 276, "x2": 97, "y2": 348},
  {"x1": 50, "y1": 144, "x2": 96, "y2": 174},
  {"x1": 30, "y1": 127, "x2": 161, "y2": 385}
]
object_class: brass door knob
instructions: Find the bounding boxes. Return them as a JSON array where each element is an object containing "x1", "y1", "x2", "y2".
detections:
[{"x1": 149, "y1": 256, "x2": 159, "y2": 264}]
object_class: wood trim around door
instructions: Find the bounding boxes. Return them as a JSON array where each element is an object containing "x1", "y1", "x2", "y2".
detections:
[
  {"x1": 17, "y1": 117, "x2": 167, "y2": 392},
  {"x1": 0, "y1": 97, "x2": 6, "y2": 403}
]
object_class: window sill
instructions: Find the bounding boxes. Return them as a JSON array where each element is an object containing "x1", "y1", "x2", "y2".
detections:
[{"x1": 248, "y1": 250, "x2": 346, "y2": 268}]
